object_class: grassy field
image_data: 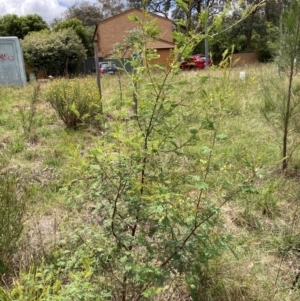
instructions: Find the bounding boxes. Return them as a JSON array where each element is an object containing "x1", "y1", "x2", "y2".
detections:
[{"x1": 1, "y1": 63, "x2": 300, "y2": 300}]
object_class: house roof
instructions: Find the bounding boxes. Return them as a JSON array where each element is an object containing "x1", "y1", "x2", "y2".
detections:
[
  {"x1": 146, "y1": 39, "x2": 175, "y2": 49},
  {"x1": 96, "y1": 8, "x2": 172, "y2": 27},
  {"x1": 93, "y1": 8, "x2": 173, "y2": 42}
]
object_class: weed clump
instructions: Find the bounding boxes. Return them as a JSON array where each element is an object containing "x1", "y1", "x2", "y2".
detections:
[
  {"x1": 0, "y1": 172, "x2": 26, "y2": 275},
  {"x1": 45, "y1": 78, "x2": 103, "y2": 129}
]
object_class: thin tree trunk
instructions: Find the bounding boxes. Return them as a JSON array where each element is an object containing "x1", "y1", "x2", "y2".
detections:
[
  {"x1": 278, "y1": 0, "x2": 283, "y2": 74},
  {"x1": 282, "y1": 59, "x2": 295, "y2": 171},
  {"x1": 246, "y1": 13, "x2": 254, "y2": 49}
]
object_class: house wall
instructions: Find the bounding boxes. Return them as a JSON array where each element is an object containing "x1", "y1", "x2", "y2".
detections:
[
  {"x1": 152, "y1": 49, "x2": 173, "y2": 68},
  {"x1": 95, "y1": 9, "x2": 173, "y2": 58}
]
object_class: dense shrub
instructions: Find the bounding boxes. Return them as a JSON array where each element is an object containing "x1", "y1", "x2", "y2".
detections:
[
  {"x1": 21, "y1": 29, "x2": 86, "y2": 76},
  {"x1": 45, "y1": 78, "x2": 102, "y2": 129}
]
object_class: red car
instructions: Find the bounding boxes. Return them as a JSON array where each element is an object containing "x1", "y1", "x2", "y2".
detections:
[{"x1": 180, "y1": 54, "x2": 211, "y2": 70}]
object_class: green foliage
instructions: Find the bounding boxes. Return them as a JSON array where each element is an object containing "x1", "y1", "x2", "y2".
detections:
[
  {"x1": 19, "y1": 84, "x2": 40, "y2": 136},
  {"x1": 51, "y1": 0, "x2": 125, "y2": 27},
  {"x1": 0, "y1": 14, "x2": 23, "y2": 38},
  {"x1": 44, "y1": 78, "x2": 102, "y2": 129},
  {"x1": 256, "y1": 184, "x2": 280, "y2": 218},
  {"x1": 2, "y1": 5, "x2": 299, "y2": 301},
  {"x1": 261, "y1": 0, "x2": 300, "y2": 171},
  {"x1": 113, "y1": 27, "x2": 145, "y2": 58},
  {"x1": 0, "y1": 173, "x2": 26, "y2": 275},
  {"x1": 0, "y1": 287, "x2": 12, "y2": 301},
  {"x1": 2, "y1": 56, "x2": 300, "y2": 301},
  {"x1": 21, "y1": 29, "x2": 86, "y2": 77},
  {"x1": 277, "y1": 0, "x2": 300, "y2": 73},
  {"x1": 228, "y1": 10, "x2": 267, "y2": 50},
  {"x1": 208, "y1": 0, "x2": 278, "y2": 62},
  {"x1": 10, "y1": 137, "x2": 25, "y2": 154},
  {"x1": 129, "y1": 0, "x2": 225, "y2": 33},
  {"x1": 53, "y1": 18, "x2": 93, "y2": 56},
  {"x1": 9, "y1": 255, "x2": 103, "y2": 301},
  {"x1": 59, "y1": 14, "x2": 250, "y2": 301},
  {"x1": 20, "y1": 14, "x2": 49, "y2": 37},
  {"x1": 0, "y1": 14, "x2": 48, "y2": 39},
  {"x1": 51, "y1": 1, "x2": 103, "y2": 27}
]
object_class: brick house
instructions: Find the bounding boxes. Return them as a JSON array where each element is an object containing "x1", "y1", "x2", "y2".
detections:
[{"x1": 93, "y1": 8, "x2": 175, "y2": 67}]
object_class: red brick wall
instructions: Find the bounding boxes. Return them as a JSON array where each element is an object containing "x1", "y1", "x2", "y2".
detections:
[{"x1": 96, "y1": 9, "x2": 173, "y2": 58}]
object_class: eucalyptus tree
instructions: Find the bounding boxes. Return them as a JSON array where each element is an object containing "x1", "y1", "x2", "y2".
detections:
[
  {"x1": 51, "y1": 0, "x2": 126, "y2": 28},
  {"x1": 51, "y1": 1, "x2": 104, "y2": 27},
  {"x1": 97, "y1": 0, "x2": 125, "y2": 19},
  {"x1": 127, "y1": 0, "x2": 226, "y2": 31}
]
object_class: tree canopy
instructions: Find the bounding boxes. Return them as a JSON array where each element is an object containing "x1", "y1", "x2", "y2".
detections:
[
  {"x1": 0, "y1": 14, "x2": 49, "y2": 39},
  {"x1": 51, "y1": 0, "x2": 125, "y2": 28},
  {"x1": 53, "y1": 18, "x2": 93, "y2": 56},
  {"x1": 208, "y1": 0, "x2": 279, "y2": 61},
  {"x1": 127, "y1": 0, "x2": 226, "y2": 31},
  {"x1": 51, "y1": 1, "x2": 103, "y2": 27}
]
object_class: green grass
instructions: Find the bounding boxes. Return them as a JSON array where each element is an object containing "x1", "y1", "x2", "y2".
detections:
[{"x1": 1, "y1": 66, "x2": 300, "y2": 300}]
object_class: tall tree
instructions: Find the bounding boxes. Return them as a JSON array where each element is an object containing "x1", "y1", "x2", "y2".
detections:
[
  {"x1": 127, "y1": 0, "x2": 147, "y2": 9},
  {"x1": 0, "y1": 14, "x2": 23, "y2": 38},
  {"x1": 265, "y1": 0, "x2": 281, "y2": 25},
  {"x1": 127, "y1": 0, "x2": 226, "y2": 31},
  {"x1": 180, "y1": 0, "x2": 227, "y2": 32},
  {"x1": 51, "y1": 0, "x2": 126, "y2": 28},
  {"x1": 127, "y1": 0, "x2": 176, "y2": 18},
  {"x1": 0, "y1": 14, "x2": 48, "y2": 39},
  {"x1": 20, "y1": 14, "x2": 49, "y2": 37},
  {"x1": 53, "y1": 18, "x2": 93, "y2": 56},
  {"x1": 97, "y1": 0, "x2": 125, "y2": 19},
  {"x1": 55, "y1": 1, "x2": 104, "y2": 27},
  {"x1": 223, "y1": 0, "x2": 273, "y2": 51}
]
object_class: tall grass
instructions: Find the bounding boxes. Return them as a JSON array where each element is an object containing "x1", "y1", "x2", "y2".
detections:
[{"x1": 0, "y1": 65, "x2": 300, "y2": 300}]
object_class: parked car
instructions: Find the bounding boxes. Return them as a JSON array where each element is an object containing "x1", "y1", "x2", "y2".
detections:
[
  {"x1": 179, "y1": 54, "x2": 211, "y2": 70},
  {"x1": 99, "y1": 62, "x2": 118, "y2": 74}
]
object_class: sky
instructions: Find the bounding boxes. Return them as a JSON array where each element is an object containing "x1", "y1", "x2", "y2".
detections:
[{"x1": 0, "y1": 0, "x2": 98, "y2": 24}]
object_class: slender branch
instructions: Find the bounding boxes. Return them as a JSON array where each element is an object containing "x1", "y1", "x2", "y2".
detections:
[
  {"x1": 121, "y1": 274, "x2": 127, "y2": 301},
  {"x1": 196, "y1": 128, "x2": 218, "y2": 211},
  {"x1": 111, "y1": 178, "x2": 129, "y2": 250},
  {"x1": 160, "y1": 196, "x2": 229, "y2": 268},
  {"x1": 160, "y1": 184, "x2": 244, "y2": 269}
]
